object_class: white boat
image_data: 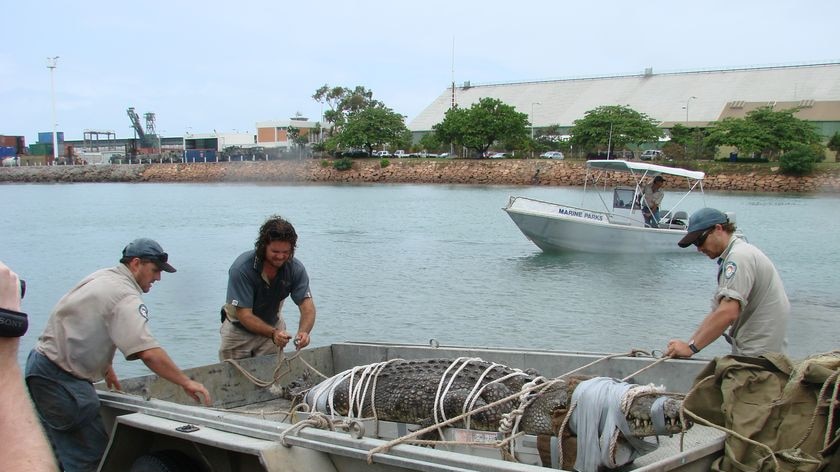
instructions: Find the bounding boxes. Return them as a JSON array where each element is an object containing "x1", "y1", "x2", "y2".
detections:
[
  {"x1": 503, "y1": 160, "x2": 706, "y2": 254},
  {"x1": 96, "y1": 341, "x2": 723, "y2": 472}
]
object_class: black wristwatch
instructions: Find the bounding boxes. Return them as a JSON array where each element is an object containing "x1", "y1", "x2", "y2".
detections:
[
  {"x1": 0, "y1": 307, "x2": 28, "y2": 337},
  {"x1": 688, "y1": 340, "x2": 700, "y2": 354}
]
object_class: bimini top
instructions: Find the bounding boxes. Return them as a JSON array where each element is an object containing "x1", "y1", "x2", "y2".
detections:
[{"x1": 587, "y1": 159, "x2": 705, "y2": 180}]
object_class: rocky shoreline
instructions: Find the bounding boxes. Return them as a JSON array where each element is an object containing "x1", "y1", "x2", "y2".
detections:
[{"x1": 2, "y1": 159, "x2": 839, "y2": 193}]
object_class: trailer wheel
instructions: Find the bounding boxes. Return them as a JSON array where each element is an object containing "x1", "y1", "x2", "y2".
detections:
[{"x1": 130, "y1": 450, "x2": 204, "y2": 472}]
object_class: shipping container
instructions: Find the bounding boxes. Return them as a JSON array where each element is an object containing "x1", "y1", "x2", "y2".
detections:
[
  {"x1": 184, "y1": 149, "x2": 217, "y2": 162},
  {"x1": 29, "y1": 143, "x2": 53, "y2": 156},
  {"x1": 0, "y1": 146, "x2": 15, "y2": 157},
  {"x1": 38, "y1": 131, "x2": 64, "y2": 144},
  {"x1": 0, "y1": 135, "x2": 26, "y2": 154}
]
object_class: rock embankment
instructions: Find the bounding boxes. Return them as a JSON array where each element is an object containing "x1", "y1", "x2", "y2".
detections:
[{"x1": 2, "y1": 160, "x2": 839, "y2": 193}]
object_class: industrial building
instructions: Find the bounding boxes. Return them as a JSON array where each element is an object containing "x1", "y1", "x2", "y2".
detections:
[{"x1": 408, "y1": 61, "x2": 840, "y2": 157}]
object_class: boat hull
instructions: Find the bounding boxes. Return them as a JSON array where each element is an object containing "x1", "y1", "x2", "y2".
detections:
[{"x1": 504, "y1": 196, "x2": 688, "y2": 254}]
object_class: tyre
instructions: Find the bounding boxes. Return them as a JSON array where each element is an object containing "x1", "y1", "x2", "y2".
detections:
[{"x1": 129, "y1": 450, "x2": 204, "y2": 472}]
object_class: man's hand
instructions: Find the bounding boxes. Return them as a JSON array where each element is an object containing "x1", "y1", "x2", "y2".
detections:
[
  {"x1": 104, "y1": 365, "x2": 122, "y2": 392},
  {"x1": 294, "y1": 332, "x2": 310, "y2": 350},
  {"x1": 183, "y1": 380, "x2": 212, "y2": 406},
  {"x1": 272, "y1": 329, "x2": 292, "y2": 349},
  {"x1": 665, "y1": 339, "x2": 694, "y2": 358}
]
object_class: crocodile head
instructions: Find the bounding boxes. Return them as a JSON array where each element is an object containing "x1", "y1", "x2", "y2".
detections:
[
  {"x1": 520, "y1": 377, "x2": 690, "y2": 437},
  {"x1": 622, "y1": 392, "x2": 689, "y2": 436}
]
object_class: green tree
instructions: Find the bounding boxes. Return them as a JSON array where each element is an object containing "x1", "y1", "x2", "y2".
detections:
[
  {"x1": 312, "y1": 85, "x2": 384, "y2": 136},
  {"x1": 432, "y1": 98, "x2": 529, "y2": 158},
  {"x1": 828, "y1": 131, "x2": 840, "y2": 157},
  {"x1": 569, "y1": 105, "x2": 662, "y2": 152},
  {"x1": 418, "y1": 132, "x2": 442, "y2": 153},
  {"x1": 337, "y1": 107, "x2": 409, "y2": 156},
  {"x1": 668, "y1": 124, "x2": 716, "y2": 159},
  {"x1": 707, "y1": 107, "x2": 823, "y2": 159},
  {"x1": 779, "y1": 143, "x2": 819, "y2": 175}
]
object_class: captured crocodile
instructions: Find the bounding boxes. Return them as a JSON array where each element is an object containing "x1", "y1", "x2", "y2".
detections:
[{"x1": 291, "y1": 357, "x2": 689, "y2": 442}]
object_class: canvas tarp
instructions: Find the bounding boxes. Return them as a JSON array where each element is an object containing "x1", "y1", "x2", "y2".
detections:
[{"x1": 682, "y1": 352, "x2": 840, "y2": 472}]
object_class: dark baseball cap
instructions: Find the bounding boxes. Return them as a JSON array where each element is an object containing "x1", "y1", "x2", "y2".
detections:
[
  {"x1": 653, "y1": 175, "x2": 665, "y2": 183},
  {"x1": 678, "y1": 208, "x2": 729, "y2": 248},
  {"x1": 122, "y1": 238, "x2": 176, "y2": 272}
]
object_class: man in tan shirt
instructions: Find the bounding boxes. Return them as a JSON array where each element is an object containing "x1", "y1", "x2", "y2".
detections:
[{"x1": 25, "y1": 238, "x2": 211, "y2": 472}]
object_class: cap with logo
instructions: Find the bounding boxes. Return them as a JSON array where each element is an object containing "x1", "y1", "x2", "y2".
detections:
[
  {"x1": 122, "y1": 238, "x2": 177, "y2": 272},
  {"x1": 678, "y1": 208, "x2": 729, "y2": 248}
]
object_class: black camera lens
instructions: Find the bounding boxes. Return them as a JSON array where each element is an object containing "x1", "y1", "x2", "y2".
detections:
[{"x1": 20, "y1": 279, "x2": 25, "y2": 299}]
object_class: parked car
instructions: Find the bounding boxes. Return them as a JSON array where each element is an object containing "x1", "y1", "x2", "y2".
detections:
[
  {"x1": 540, "y1": 151, "x2": 565, "y2": 160},
  {"x1": 640, "y1": 150, "x2": 664, "y2": 161},
  {"x1": 488, "y1": 152, "x2": 510, "y2": 159},
  {"x1": 393, "y1": 150, "x2": 409, "y2": 158}
]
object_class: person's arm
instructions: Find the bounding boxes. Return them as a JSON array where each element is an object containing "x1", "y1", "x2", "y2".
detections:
[
  {"x1": 666, "y1": 298, "x2": 740, "y2": 358},
  {"x1": 293, "y1": 297, "x2": 316, "y2": 350},
  {"x1": 134, "y1": 347, "x2": 212, "y2": 405},
  {"x1": 0, "y1": 262, "x2": 59, "y2": 471},
  {"x1": 236, "y1": 307, "x2": 292, "y2": 347}
]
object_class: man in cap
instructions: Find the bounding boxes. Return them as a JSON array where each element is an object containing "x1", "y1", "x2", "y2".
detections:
[
  {"x1": 665, "y1": 208, "x2": 790, "y2": 358},
  {"x1": 219, "y1": 215, "x2": 316, "y2": 360},
  {"x1": 641, "y1": 175, "x2": 666, "y2": 226},
  {"x1": 25, "y1": 238, "x2": 212, "y2": 472}
]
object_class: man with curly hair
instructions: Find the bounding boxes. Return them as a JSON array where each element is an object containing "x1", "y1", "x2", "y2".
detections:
[{"x1": 219, "y1": 215, "x2": 316, "y2": 360}]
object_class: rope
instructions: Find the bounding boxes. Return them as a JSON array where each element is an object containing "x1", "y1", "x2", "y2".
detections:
[
  {"x1": 224, "y1": 348, "x2": 298, "y2": 388},
  {"x1": 366, "y1": 350, "x2": 640, "y2": 463}
]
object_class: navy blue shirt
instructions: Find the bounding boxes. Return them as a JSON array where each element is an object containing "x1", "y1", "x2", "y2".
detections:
[{"x1": 226, "y1": 250, "x2": 311, "y2": 326}]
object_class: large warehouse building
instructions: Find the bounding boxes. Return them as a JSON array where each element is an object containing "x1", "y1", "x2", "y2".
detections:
[{"x1": 408, "y1": 62, "x2": 840, "y2": 153}]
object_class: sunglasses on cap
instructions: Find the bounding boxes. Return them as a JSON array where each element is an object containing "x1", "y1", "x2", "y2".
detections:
[{"x1": 693, "y1": 227, "x2": 715, "y2": 247}]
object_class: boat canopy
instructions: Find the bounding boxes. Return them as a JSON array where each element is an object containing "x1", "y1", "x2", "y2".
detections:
[{"x1": 587, "y1": 160, "x2": 705, "y2": 181}]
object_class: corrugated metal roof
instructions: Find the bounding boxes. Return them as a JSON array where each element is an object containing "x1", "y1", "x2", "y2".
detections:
[{"x1": 408, "y1": 62, "x2": 840, "y2": 131}]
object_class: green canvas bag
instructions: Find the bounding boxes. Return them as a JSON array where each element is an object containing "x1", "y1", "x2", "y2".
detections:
[{"x1": 682, "y1": 352, "x2": 839, "y2": 472}]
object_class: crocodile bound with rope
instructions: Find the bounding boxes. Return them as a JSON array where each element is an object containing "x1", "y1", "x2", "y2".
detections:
[{"x1": 286, "y1": 357, "x2": 690, "y2": 471}]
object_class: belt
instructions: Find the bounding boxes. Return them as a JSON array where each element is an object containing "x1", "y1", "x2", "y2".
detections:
[{"x1": 227, "y1": 319, "x2": 252, "y2": 333}]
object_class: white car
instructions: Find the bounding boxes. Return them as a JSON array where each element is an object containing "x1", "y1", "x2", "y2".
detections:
[
  {"x1": 640, "y1": 150, "x2": 664, "y2": 161},
  {"x1": 540, "y1": 151, "x2": 565, "y2": 160}
]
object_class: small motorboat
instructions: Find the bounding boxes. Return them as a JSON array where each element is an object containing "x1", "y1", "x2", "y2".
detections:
[{"x1": 504, "y1": 160, "x2": 706, "y2": 254}]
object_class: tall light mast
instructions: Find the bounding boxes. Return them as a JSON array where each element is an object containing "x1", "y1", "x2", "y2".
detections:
[{"x1": 47, "y1": 56, "x2": 60, "y2": 164}]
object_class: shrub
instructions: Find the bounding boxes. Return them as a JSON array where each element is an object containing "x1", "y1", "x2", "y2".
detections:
[
  {"x1": 779, "y1": 144, "x2": 818, "y2": 176},
  {"x1": 379, "y1": 157, "x2": 390, "y2": 168},
  {"x1": 320, "y1": 159, "x2": 330, "y2": 168},
  {"x1": 332, "y1": 156, "x2": 353, "y2": 171}
]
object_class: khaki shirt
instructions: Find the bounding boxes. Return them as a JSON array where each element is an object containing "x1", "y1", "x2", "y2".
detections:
[
  {"x1": 36, "y1": 264, "x2": 160, "y2": 382},
  {"x1": 713, "y1": 236, "x2": 790, "y2": 356}
]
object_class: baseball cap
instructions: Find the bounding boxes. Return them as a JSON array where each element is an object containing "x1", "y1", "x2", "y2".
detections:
[
  {"x1": 122, "y1": 238, "x2": 177, "y2": 272},
  {"x1": 653, "y1": 175, "x2": 665, "y2": 183},
  {"x1": 678, "y1": 208, "x2": 729, "y2": 248}
]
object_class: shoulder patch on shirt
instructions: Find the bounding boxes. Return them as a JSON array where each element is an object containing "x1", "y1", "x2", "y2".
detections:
[
  {"x1": 724, "y1": 261, "x2": 737, "y2": 279},
  {"x1": 138, "y1": 304, "x2": 149, "y2": 321}
]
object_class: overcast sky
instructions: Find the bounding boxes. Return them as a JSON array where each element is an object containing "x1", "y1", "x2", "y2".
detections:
[{"x1": 2, "y1": 0, "x2": 838, "y2": 142}]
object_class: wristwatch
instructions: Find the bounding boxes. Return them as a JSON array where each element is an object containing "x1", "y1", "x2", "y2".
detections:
[
  {"x1": 0, "y1": 307, "x2": 28, "y2": 337},
  {"x1": 688, "y1": 340, "x2": 700, "y2": 354}
]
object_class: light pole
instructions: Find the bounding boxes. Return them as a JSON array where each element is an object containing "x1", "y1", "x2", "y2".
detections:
[
  {"x1": 530, "y1": 102, "x2": 541, "y2": 157},
  {"x1": 684, "y1": 96, "x2": 697, "y2": 123},
  {"x1": 47, "y1": 56, "x2": 59, "y2": 165},
  {"x1": 684, "y1": 96, "x2": 697, "y2": 158}
]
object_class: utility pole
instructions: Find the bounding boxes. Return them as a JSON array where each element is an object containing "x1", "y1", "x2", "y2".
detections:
[
  {"x1": 530, "y1": 102, "x2": 541, "y2": 157},
  {"x1": 47, "y1": 56, "x2": 59, "y2": 165}
]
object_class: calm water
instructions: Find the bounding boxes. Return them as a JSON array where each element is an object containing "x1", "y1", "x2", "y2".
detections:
[{"x1": 2, "y1": 182, "x2": 838, "y2": 378}]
